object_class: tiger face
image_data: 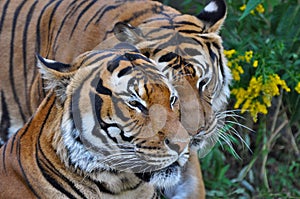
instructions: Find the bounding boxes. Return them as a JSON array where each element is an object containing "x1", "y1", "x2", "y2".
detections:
[
  {"x1": 38, "y1": 47, "x2": 191, "y2": 189},
  {"x1": 107, "y1": 0, "x2": 231, "y2": 156}
]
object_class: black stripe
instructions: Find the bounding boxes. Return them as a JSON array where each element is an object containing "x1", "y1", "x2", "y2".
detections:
[
  {"x1": 178, "y1": 29, "x2": 202, "y2": 34},
  {"x1": 153, "y1": 37, "x2": 178, "y2": 55},
  {"x1": 66, "y1": 0, "x2": 78, "y2": 11},
  {"x1": 52, "y1": 0, "x2": 81, "y2": 54},
  {"x1": 15, "y1": 121, "x2": 39, "y2": 197},
  {"x1": 206, "y1": 42, "x2": 217, "y2": 63},
  {"x1": 142, "y1": 17, "x2": 169, "y2": 24},
  {"x1": 158, "y1": 52, "x2": 177, "y2": 63},
  {"x1": 80, "y1": 51, "x2": 113, "y2": 66},
  {"x1": 70, "y1": 65, "x2": 99, "y2": 133},
  {"x1": 16, "y1": 96, "x2": 69, "y2": 198},
  {"x1": 122, "y1": 8, "x2": 153, "y2": 24},
  {"x1": 212, "y1": 41, "x2": 221, "y2": 50},
  {"x1": 93, "y1": 94, "x2": 118, "y2": 144},
  {"x1": 68, "y1": 0, "x2": 88, "y2": 18},
  {"x1": 0, "y1": 0, "x2": 10, "y2": 34},
  {"x1": 120, "y1": 130, "x2": 134, "y2": 142},
  {"x1": 0, "y1": 91, "x2": 10, "y2": 144},
  {"x1": 94, "y1": 181, "x2": 115, "y2": 194},
  {"x1": 45, "y1": 0, "x2": 63, "y2": 57},
  {"x1": 212, "y1": 41, "x2": 225, "y2": 80},
  {"x1": 95, "y1": 4, "x2": 121, "y2": 24},
  {"x1": 184, "y1": 47, "x2": 201, "y2": 57},
  {"x1": 84, "y1": 3, "x2": 120, "y2": 30},
  {"x1": 23, "y1": 1, "x2": 38, "y2": 115},
  {"x1": 36, "y1": 0, "x2": 56, "y2": 53},
  {"x1": 9, "y1": 130, "x2": 18, "y2": 154},
  {"x1": 124, "y1": 52, "x2": 147, "y2": 62},
  {"x1": 34, "y1": 97, "x2": 83, "y2": 198},
  {"x1": 200, "y1": 35, "x2": 209, "y2": 40},
  {"x1": 94, "y1": 78, "x2": 112, "y2": 96},
  {"x1": 175, "y1": 20, "x2": 202, "y2": 28},
  {"x1": 1, "y1": 142, "x2": 8, "y2": 172},
  {"x1": 191, "y1": 37, "x2": 204, "y2": 48},
  {"x1": 151, "y1": 192, "x2": 158, "y2": 199},
  {"x1": 118, "y1": 67, "x2": 133, "y2": 77},
  {"x1": 69, "y1": 0, "x2": 97, "y2": 39},
  {"x1": 107, "y1": 55, "x2": 127, "y2": 73},
  {"x1": 9, "y1": 0, "x2": 27, "y2": 123},
  {"x1": 38, "y1": 166, "x2": 77, "y2": 199},
  {"x1": 218, "y1": 49, "x2": 225, "y2": 81},
  {"x1": 37, "y1": 143, "x2": 87, "y2": 198}
]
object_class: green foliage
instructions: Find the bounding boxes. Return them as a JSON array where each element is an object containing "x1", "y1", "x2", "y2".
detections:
[
  {"x1": 159, "y1": 0, "x2": 300, "y2": 198},
  {"x1": 239, "y1": 0, "x2": 261, "y2": 20}
]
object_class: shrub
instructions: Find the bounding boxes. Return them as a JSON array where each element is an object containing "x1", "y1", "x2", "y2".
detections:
[{"x1": 160, "y1": 0, "x2": 300, "y2": 198}]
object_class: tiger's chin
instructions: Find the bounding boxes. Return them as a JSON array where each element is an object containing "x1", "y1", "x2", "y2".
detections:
[{"x1": 135, "y1": 162, "x2": 182, "y2": 189}]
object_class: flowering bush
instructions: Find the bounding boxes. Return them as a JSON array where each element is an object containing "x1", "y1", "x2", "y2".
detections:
[
  {"x1": 214, "y1": 1, "x2": 300, "y2": 197},
  {"x1": 160, "y1": 0, "x2": 300, "y2": 198},
  {"x1": 223, "y1": 2, "x2": 300, "y2": 122},
  {"x1": 225, "y1": 47, "x2": 294, "y2": 122}
]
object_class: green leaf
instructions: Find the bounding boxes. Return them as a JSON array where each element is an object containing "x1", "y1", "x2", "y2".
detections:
[
  {"x1": 218, "y1": 164, "x2": 230, "y2": 180},
  {"x1": 239, "y1": 0, "x2": 262, "y2": 21}
]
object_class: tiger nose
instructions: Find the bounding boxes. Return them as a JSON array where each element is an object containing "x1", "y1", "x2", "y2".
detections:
[
  {"x1": 164, "y1": 138, "x2": 179, "y2": 153},
  {"x1": 164, "y1": 137, "x2": 189, "y2": 154}
]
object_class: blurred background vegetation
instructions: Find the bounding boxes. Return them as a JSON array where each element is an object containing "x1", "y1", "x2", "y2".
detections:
[{"x1": 159, "y1": 0, "x2": 300, "y2": 198}]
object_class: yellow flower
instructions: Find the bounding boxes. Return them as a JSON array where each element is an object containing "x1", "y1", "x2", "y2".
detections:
[
  {"x1": 295, "y1": 82, "x2": 300, "y2": 94},
  {"x1": 240, "y1": 4, "x2": 246, "y2": 11},
  {"x1": 245, "y1": 50, "x2": 253, "y2": 63},
  {"x1": 224, "y1": 49, "x2": 236, "y2": 58},
  {"x1": 227, "y1": 61, "x2": 233, "y2": 68},
  {"x1": 253, "y1": 60, "x2": 258, "y2": 68},
  {"x1": 270, "y1": 74, "x2": 291, "y2": 92},
  {"x1": 256, "y1": 4, "x2": 265, "y2": 13},
  {"x1": 262, "y1": 95, "x2": 272, "y2": 107},
  {"x1": 232, "y1": 70, "x2": 241, "y2": 81},
  {"x1": 231, "y1": 88, "x2": 246, "y2": 108},
  {"x1": 231, "y1": 74, "x2": 291, "y2": 122},
  {"x1": 236, "y1": 65, "x2": 244, "y2": 74}
]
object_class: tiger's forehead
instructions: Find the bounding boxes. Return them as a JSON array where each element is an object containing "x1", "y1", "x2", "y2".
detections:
[
  {"x1": 109, "y1": 58, "x2": 174, "y2": 97},
  {"x1": 73, "y1": 50, "x2": 175, "y2": 98}
]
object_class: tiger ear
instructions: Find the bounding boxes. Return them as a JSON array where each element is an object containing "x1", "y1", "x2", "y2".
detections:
[
  {"x1": 197, "y1": 0, "x2": 227, "y2": 33},
  {"x1": 36, "y1": 54, "x2": 75, "y2": 102},
  {"x1": 113, "y1": 22, "x2": 144, "y2": 44}
]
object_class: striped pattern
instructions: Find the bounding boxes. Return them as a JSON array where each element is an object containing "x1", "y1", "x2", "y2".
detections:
[
  {"x1": 0, "y1": 0, "x2": 177, "y2": 143},
  {"x1": 0, "y1": 1, "x2": 229, "y2": 198},
  {"x1": 0, "y1": 48, "x2": 191, "y2": 198},
  {"x1": 0, "y1": 94, "x2": 158, "y2": 198},
  {"x1": 1, "y1": 0, "x2": 230, "y2": 154}
]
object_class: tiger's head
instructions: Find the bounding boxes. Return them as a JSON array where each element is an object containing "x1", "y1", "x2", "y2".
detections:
[
  {"x1": 37, "y1": 46, "x2": 191, "y2": 189},
  {"x1": 109, "y1": 0, "x2": 231, "y2": 156}
]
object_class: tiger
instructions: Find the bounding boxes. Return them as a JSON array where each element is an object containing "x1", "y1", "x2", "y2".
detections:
[
  {"x1": 0, "y1": 0, "x2": 230, "y2": 154},
  {"x1": 0, "y1": 0, "x2": 230, "y2": 197},
  {"x1": 0, "y1": 46, "x2": 204, "y2": 198}
]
